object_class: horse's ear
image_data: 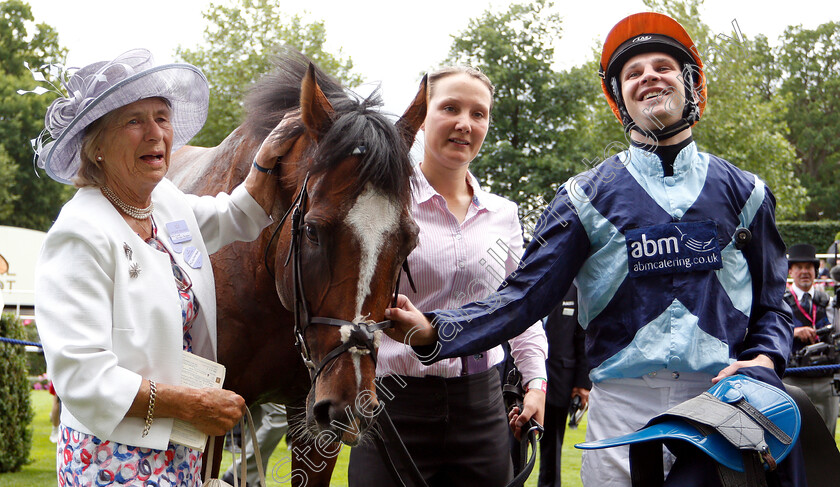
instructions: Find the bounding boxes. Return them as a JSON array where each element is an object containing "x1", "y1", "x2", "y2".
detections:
[
  {"x1": 395, "y1": 74, "x2": 427, "y2": 151},
  {"x1": 300, "y1": 62, "x2": 334, "y2": 141}
]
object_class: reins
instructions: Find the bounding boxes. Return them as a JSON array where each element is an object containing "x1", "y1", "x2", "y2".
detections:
[{"x1": 261, "y1": 162, "x2": 538, "y2": 487}]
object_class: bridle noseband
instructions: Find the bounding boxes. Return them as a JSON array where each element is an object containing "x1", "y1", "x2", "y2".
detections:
[{"x1": 264, "y1": 169, "x2": 414, "y2": 383}]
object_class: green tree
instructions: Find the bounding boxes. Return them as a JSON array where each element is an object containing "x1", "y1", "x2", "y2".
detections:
[
  {"x1": 444, "y1": 0, "x2": 595, "y2": 221},
  {"x1": 0, "y1": 0, "x2": 72, "y2": 231},
  {"x1": 176, "y1": 0, "x2": 363, "y2": 147},
  {"x1": 560, "y1": 54, "x2": 630, "y2": 189},
  {"x1": 0, "y1": 145, "x2": 19, "y2": 220},
  {"x1": 0, "y1": 313, "x2": 33, "y2": 473},
  {"x1": 637, "y1": 0, "x2": 809, "y2": 220},
  {"x1": 773, "y1": 22, "x2": 840, "y2": 219}
]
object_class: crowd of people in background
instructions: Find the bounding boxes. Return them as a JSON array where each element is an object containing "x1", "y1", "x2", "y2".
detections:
[{"x1": 782, "y1": 244, "x2": 839, "y2": 436}]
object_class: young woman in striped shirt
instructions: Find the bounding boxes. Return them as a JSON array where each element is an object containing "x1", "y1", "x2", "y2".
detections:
[{"x1": 348, "y1": 66, "x2": 548, "y2": 486}]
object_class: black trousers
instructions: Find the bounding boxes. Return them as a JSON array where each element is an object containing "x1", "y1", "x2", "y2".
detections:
[
  {"x1": 348, "y1": 368, "x2": 514, "y2": 487},
  {"x1": 538, "y1": 403, "x2": 569, "y2": 487}
]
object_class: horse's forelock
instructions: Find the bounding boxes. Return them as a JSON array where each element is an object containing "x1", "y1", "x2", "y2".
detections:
[
  {"x1": 307, "y1": 101, "x2": 413, "y2": 204},
  {"x1": 241, "y1": 47, "x2": 348, "y2": 140},
  {"x1": 241, "y1": 48, "x2": 413, "y2": 205}
]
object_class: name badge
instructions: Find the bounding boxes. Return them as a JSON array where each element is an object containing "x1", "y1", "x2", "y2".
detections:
[
  {"x1": 626, "y1": 220, "x2": 722, "y2": 278},
  {"x1": 165, "y1": 220, "x2": 192, "y2": 244},
  {"x1": 183, "y1": 246, "x2": 203, "y2": 269}
]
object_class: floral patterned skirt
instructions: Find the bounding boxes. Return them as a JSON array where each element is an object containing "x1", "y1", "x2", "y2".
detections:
[{"x1": 57, "y1": 425, "x2": 203, "y2": 486}]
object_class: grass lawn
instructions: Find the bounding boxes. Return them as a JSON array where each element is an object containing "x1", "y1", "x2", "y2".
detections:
[
  {"x1": 1, "y1": 391, "x2": 59, "y2": 486},
  {"x1": 4, "y1": 390, "x2": 839, "y2": 486},
  {"x1": 3, "y1": 391, "x2": 578, "y2": 486}
]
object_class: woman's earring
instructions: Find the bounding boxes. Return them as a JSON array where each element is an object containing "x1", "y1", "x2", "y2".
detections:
[{"x1": 96, "y1": 155, "x2": 103, "y2": 162}]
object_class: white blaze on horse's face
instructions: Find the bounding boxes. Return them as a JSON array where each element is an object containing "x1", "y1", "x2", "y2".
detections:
[
  {"x1": 346, "y1": 183, "x2": 402, "y2": 320},
  {"x1": 342, "y1": 183, "x2": 400, "y2": 384}
]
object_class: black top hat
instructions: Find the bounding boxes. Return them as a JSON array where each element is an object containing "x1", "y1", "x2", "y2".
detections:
[{"x1": 787, "y1": 243, "x2": 819, "y2": 270}]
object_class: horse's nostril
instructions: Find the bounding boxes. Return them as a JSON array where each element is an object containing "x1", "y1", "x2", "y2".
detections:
[{"x1": 312, "y1": 399, "x2": 334, "y2": 428}]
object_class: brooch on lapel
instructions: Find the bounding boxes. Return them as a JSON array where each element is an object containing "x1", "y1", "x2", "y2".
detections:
[{"x1": 124, "y1": 242, "x2": 141, "y2": 278}]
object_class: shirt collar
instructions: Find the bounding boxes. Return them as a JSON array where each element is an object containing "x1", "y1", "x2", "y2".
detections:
[
  {"x1": 411, "y1": 164, "x2": 504, "y2": 212},
  {"x1": 791, "y1": 283, "x2": 813, "y2": 300},
  {"x1": 627, "y1": 140, "x2": 699, "y2": 178},
  {"x1": 411, "y1": 164, "x2": 438, "y2": 204}
]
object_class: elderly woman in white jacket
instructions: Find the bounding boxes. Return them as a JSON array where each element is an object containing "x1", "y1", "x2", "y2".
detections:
[{"x1": 31, "y1": 49, "x2": 291, "y2": 485}]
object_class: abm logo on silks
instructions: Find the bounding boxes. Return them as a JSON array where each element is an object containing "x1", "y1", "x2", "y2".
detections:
[{"x1": 625, "y1": 220, "x2": 723, "y2": 277}]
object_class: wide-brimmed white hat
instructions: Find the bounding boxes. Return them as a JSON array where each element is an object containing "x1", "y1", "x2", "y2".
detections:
[{"x1": 34, "y1": 48, "x2": 209, "y2": 184}]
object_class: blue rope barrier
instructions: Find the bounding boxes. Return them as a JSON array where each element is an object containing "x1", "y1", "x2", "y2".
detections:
[
  {"x1": 785, "y1": 363, "x2": 840, "y2": 375},
  {"x1": 0, "y1": 336, "x2": 43, "y2": 348}
]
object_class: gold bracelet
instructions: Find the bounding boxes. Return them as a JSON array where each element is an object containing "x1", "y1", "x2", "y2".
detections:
[{"x1": 141, "y1": 380, "x2": 156, "y2": 437}]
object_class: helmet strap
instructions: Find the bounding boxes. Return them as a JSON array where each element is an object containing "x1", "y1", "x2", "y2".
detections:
[
  {"x1": 613, "y1": 63, "x2": 702, "y2": 144},
  {"x1": 610, "y1": 76, "x2": 634, "y2": 127},
  {"x1": 627, "y1": 117, "x2": 692, "y2": 143}
]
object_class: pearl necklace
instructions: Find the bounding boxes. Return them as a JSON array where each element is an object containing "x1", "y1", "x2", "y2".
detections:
[{"x1": 101, "y1": 186, "x2": 154, "y2": 220}]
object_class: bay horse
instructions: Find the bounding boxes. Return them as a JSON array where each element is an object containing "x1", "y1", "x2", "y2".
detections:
[{"x1": 167, "y1": 49, "x2": 427, "y2": 485}]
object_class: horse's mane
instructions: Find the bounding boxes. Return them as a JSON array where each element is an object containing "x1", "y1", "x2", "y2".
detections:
[{"x1": 242, "y1": 47, "x2": 412, "y2": 202}]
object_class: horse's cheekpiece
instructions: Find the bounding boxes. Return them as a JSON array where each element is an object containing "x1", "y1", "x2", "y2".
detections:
[
  {"x1": 576, "y1": 374, "x2": 801, "y2": 473},
  {"x1": 270, "y1": 171, "x2": 414, "y2": 384}
]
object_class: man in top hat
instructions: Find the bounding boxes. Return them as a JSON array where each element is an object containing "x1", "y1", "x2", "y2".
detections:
[{"x1": 782, "y1": 243, "x2": 838, "y2": 435}]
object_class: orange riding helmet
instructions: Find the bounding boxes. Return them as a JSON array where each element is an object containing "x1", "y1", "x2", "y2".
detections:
[{"x1": 599, "y1": 12, "x2": 707, "y2": 139}]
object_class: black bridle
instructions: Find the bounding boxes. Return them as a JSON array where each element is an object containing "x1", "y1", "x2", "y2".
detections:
[
  {"x1": 262, "y1": 169, "x2": 540, "y2": 487},
  {"x1": 263, "y1": 169, "x2": 414, "y2": 383}
]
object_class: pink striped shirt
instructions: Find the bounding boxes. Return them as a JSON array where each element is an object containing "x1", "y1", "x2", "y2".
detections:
[{"x1": 376, "y1": 166, "x2": 548, "y2": 382}]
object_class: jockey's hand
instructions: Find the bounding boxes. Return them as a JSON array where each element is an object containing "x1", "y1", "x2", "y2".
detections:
[
  {"x1": 384, "y1": 294, "x2": 436, "y2": 346},
  {"x1": 711, "y1": 353, "x2": 774, "y2": 384},
  {"x1": 508, "y1": 388, "x2": 545, "y2": 441},
  {"x1": 793, "y1": 326, "x2": 818, "y2": 344},
  {"x1": 571, "y1": 387, "x2": 590, "y2": 409},
  {"x1": 255, "y1": 109, "x2": 300, "y2": 170}
]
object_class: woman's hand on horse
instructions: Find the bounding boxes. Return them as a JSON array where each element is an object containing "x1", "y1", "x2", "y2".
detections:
[
  {"x1": 247, "y1": 111, "x2": 301, "y2": 212},
  {"x1": 384, "y1": 294, "x2": 437, "y2": 346},
  {"x1": 508, "y1": 388, "x2": 546, "y2": 441},
  {"x1": 254, "y1": 110, "x2": 301, "y2": 170}
]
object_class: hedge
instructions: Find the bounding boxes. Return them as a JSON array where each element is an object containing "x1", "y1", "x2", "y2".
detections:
[
  {"x1": 0, "y1": 313, "x2": 34, "y2": 473},
  {"x1": 776, "y1": 221, "x2": 840, "y2": 253},
  {"x1": 23, "y1": 321, "x2": 46, "y2": 377}
]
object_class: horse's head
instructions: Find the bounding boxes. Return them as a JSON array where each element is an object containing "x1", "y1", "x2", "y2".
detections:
[{"x1": 250, "y1": 56, "x2": 426, "y2": 444}]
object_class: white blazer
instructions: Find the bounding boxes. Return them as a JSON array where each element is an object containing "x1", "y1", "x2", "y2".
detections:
[{"x1": 35, "y1": 178, "x2": 271, "y2": 449}]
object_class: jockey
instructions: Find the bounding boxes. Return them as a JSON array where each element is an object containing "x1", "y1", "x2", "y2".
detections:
[{"x1": 385, "y1": 11, "x2": 805, "y2": 486}]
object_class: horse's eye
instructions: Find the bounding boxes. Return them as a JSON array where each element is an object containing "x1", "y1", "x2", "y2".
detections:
[{"x1": 304, "y1": 223, "x2": 319, "y2": 244}]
